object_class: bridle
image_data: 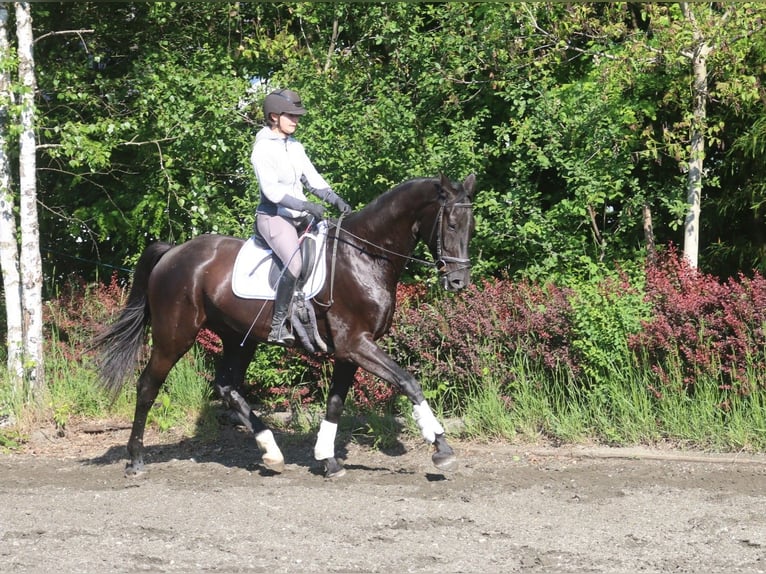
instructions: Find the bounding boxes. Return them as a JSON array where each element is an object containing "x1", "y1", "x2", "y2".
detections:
[{"x1": 432, "y1": 197, "x2": 473, "y2": 277}]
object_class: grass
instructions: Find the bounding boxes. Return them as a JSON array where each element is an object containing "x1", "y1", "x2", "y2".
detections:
[
  {"x1": 409, "y1": 345, "x2": 766, "y2": 453},
  {"x1": 0, "y1": 343, "x2": 216, "y2": 447},
  {"x1": 3, "y1": 333, "x2": 766, "y2": 455}
]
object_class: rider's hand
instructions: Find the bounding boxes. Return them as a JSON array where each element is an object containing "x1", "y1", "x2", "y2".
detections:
[
  {"x1": 335, "y1": 198, "x2": 352, "y2": 215},
  {"x1": 301, "y1": 201, "x2": 326, "y2": 221}
]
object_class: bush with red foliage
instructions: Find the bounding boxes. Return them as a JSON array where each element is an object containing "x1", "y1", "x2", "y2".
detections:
[
  {"x1": 46, "y1": 250, "x2": 766, "y2": 418},
  {"x1": 629, "y1": 247, "x2": 766, "y2": 395},
  {"x1": 386, "y1": 277, "x2": 579, "y2": 408},
  {"x1": 388, "y1": 248, "x2": 766, "y2": 409},
  {"x1": 45, "y1": 273, "x2": 128, "y2": 360}
]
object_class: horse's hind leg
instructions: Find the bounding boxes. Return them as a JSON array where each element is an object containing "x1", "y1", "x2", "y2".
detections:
[
  {"x1": 125, "y1": 352, "x2": 176, "y2": 476},
  {"x1": 213, "y1": 339, "x2": 284, "y2": 473}
]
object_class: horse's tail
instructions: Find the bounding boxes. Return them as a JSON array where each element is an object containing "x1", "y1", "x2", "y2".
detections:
[{"x1": 91, "y1": 242, "x2": 173, "y2": 398}]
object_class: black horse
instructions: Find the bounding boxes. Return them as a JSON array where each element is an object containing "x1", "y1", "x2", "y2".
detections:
[{"x1": 92, "y1": 174, "x2": 477, "y2": 478}]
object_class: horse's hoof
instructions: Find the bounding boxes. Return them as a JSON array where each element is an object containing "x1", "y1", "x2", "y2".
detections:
[
  {"x1": 124, "y1": 462, "x2": 145, "y2": 477},
  {"x1": 323, "y1": 457, "x2": 346, "y2": 479},
  {"x1": 432, "y1": 450, "x2": 458, "y2": 472},
  {"x1": 261, "y1": 455, "x2": 285, "y2": 474},
  {"x1": 255, "y1": 430, "x2": 284, "y2": 473}
]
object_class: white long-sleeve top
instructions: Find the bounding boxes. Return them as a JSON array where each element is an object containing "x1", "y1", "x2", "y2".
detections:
[{"x1": 251, "y1": 126, "x2": 332, "y2": 219}]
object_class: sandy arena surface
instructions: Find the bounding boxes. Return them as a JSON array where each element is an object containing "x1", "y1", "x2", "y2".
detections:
[{"x1": 1, "y1": 422, "x2": 765, "y2": 573}]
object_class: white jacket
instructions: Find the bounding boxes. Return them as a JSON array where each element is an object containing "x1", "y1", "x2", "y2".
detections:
[{"x1": 251, "y1": 126, "x2": 331, "y2": 218}]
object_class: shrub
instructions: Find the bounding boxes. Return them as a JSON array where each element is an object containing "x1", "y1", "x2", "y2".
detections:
[
  {"x1": 27, "y1": 249, "x2": 766, "y2": 450},
  {"x1": 566, "y1": 267, "x2": 649, "y2": 382},
  {"x1": 45, "y1": 273, "x2": 128, "y2": 357},
  {"x1": 629, "y1": 246, "x2": 766, "y2": 396},
  {"x1": 387, "y1": 276, "x2": 580, "y2": 410}
]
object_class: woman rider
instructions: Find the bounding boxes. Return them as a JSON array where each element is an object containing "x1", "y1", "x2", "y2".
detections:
[{"x1": 251, "y1": 88, "x2": 351, "y2": 345}]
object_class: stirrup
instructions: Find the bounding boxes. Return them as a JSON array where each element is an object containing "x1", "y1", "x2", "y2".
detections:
[{"x1": 268, "y1": 322, "x2": 295, "y2": 346}]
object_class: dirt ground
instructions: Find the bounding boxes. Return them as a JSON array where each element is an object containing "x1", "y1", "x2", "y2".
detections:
[{"x1": 1, "y1": 421, "x2": 766, "y2": 574}]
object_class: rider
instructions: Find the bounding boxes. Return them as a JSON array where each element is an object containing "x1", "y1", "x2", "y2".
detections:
[{"x1": 251, "y1": 88, "x2": 351, "y2": 345}]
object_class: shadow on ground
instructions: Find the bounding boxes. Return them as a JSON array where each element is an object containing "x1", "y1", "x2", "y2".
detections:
[{"x1": 82, "y1": 404, "x2": 412, "y2": 479}]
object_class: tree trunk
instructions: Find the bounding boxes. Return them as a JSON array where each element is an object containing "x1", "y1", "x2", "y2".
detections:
[
  {"x1": 642, "y1": 202, "x2": 656, "y2": 263},
  {"x1": 16, "y1": 1, "x2": 44, "y2": 392},
  {"x1": 680, "y1": 3, "x2": 711, "y2": 269},
  {"x1": 0, "y1": 3, "x2": 23, "y2": 381}
]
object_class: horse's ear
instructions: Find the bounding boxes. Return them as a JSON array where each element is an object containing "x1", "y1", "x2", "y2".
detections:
[
  {"x1": 439, "y1": 173, "x2": 451, "y2": 191},
  {"x1": 463, "y1": 173, "x2": 476, "y2": 199}
]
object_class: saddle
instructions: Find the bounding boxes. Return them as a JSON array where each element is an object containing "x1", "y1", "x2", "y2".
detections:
[
  {"x1": 232, "y1": 221, "x2": 331, "y2": 353},
  {"x1": 231, "y1": 220, "x2": 329, "y2": 300}
]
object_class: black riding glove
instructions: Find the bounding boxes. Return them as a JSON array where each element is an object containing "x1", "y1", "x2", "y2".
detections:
[
  {"x1": 320, "y1": 188, "x2": 352, "y2": 215},
  {"x1": 334, "y1": 198, "x2": 352, "y2": 214},
  {"x1": 301, "y1": 201, "x2": 326, "y2": 221}
]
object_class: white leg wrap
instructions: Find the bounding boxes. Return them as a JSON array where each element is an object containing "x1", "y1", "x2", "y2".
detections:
[
  {"x1": 255, "y1": 429, "x2": 284, "y2": 470},
  {"x1": 412, "y1": 400, "x2": 445, "y2": 444},
  {"x1": 314, "y1": 420, "x2": 337, "y2": 460}
]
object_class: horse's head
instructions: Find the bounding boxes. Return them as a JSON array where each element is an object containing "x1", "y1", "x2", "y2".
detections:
[{"x1": 428, "y1": 173, "x2": 477, "y2": 292}]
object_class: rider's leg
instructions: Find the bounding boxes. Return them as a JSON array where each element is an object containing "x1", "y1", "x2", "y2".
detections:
[
  {"x1": 269, "y1": 269, "x2": 297, "y2": 344},
  {"x1": 256, "y1": 214, "x2": 303, "y2": 346}
]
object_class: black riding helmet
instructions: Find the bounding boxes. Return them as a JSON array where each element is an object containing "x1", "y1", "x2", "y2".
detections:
[{"x1": 263, "y1": 89, "x2": 307, "y2": 125}]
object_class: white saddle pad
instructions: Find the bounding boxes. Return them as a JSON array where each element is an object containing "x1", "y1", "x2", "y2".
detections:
[{"x1": 232, "y1": 221, "x2": 329, "y2": 300}]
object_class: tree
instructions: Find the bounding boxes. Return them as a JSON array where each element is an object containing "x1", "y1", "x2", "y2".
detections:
[
  {"x1": 479, "y1": 2, "x2": 766, "y2": 278},
  {"x1": 33, "y1": 3, "x2": 255, "y2": 274},
  {"x1": 679, "y1": 2, "x2": 711, "y2": 268},
  {"x1": 631, "y1": 3, "x2": 762, "y2": 271},
  {"x1": 0, "y1": 2, "x2": 22, "y2": 381},
  {"x1": 10, "y1": 1, "x2": 766, "y2": 286},
  {"x1": 16, "y1": 1, "x2": 43, "y2": 391}
]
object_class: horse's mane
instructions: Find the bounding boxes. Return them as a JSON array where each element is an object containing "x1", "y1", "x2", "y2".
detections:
[{"x1": 357, "y1": 177, "x2": 439, "y2": 215}]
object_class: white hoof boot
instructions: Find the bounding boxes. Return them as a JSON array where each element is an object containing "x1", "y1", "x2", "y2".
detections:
[{"x1": 256, "y1": 429, "x2": 285, "y2": 473}]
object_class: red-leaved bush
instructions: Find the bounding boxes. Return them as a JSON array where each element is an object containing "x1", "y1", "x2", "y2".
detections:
[
  {"x1": 629, "y1": 247, "x2": 766, "y2": 395},
  {"x1": 43, "y1": 248, "x2": 766, "y2": 417},
  {"x1": 45, "y1": 273, "x2": 128, "y2": 361},
  {"x1": 388, "y1": 277, "x2": 579, "y2": 390}
]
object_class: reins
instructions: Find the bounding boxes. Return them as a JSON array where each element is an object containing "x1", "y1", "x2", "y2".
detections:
[{"x1": 314, "y1": 211, "x2": 346, "y2": 308}]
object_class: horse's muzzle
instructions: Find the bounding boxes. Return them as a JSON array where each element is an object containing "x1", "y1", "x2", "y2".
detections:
[
  {"x1": 436, "y1": 257, "x2": 471, "y2": 291},
  {"x1": 438, "y1": 267, "x2": 470, "y2": 291}
]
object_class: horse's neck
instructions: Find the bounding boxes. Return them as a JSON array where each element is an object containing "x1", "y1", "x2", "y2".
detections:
[{"x1": 356, "y1": 184, "x2": 433, "y2": 254}]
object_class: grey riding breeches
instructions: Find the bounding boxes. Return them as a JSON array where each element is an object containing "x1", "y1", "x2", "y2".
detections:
[{"x1": 255, "y1": 213, "x2": 303, "y2": 277}]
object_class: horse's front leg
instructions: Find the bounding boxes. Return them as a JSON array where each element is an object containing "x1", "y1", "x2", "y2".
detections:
[
  {"x1": 345, "y1": 336, "x2": 458, "y2": 472},
  {"x1": 413, "y1": 401, "x2": 457, "y2": 471},
  {"x1": 314, "y1": 360, "x2": 358, "y2": 478}
]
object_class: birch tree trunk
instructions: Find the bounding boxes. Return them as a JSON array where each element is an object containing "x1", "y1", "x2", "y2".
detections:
[
  {"x1": 15, "y1": 1, "x2": 44, "y2": 392},
  {"x1": 0, "y1": 3, "x2": 23, "y2": 382},
  {"x1": 680, "y1": 2, "x2": 711, "y2": 269},
  {"x1": 642, "y1": 202, "x2": 656, "y2": 264}
]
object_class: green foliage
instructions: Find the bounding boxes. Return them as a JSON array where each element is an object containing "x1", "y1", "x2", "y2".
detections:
[
  {"x1": 459, "y1": 371, "x2": 518, "y2": 441},
  {"x1": 6, "y1": 2, "x2": 764, "y2": 281},
  {"x1": 386, "y1": 255, "x2": 766, "y2": 451},
  {"x1": 8, "y1": 2, "x2": 766, "y2": 453},
  {"x1": 0, "y1": 372, "x2": 26, "y2": 451},
  {"x1": 7, "y1": 252, "x2": 766, "y2": 452},
  {"x1": 243, "y1": 345, "x2": 315, "y2": 411},
  {"x1": 566, "y1": 267, "x2": 650, "y2": 382}
]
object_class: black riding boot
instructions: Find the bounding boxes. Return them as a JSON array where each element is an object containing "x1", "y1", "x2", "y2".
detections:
[{"x1": 268, "y1": 270, "x2": 297, "y2": 346}]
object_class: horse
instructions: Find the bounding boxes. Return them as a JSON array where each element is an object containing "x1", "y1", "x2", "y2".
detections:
[{"x1": 92, "y1": 173, "x2": 477, "y2": 478}]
